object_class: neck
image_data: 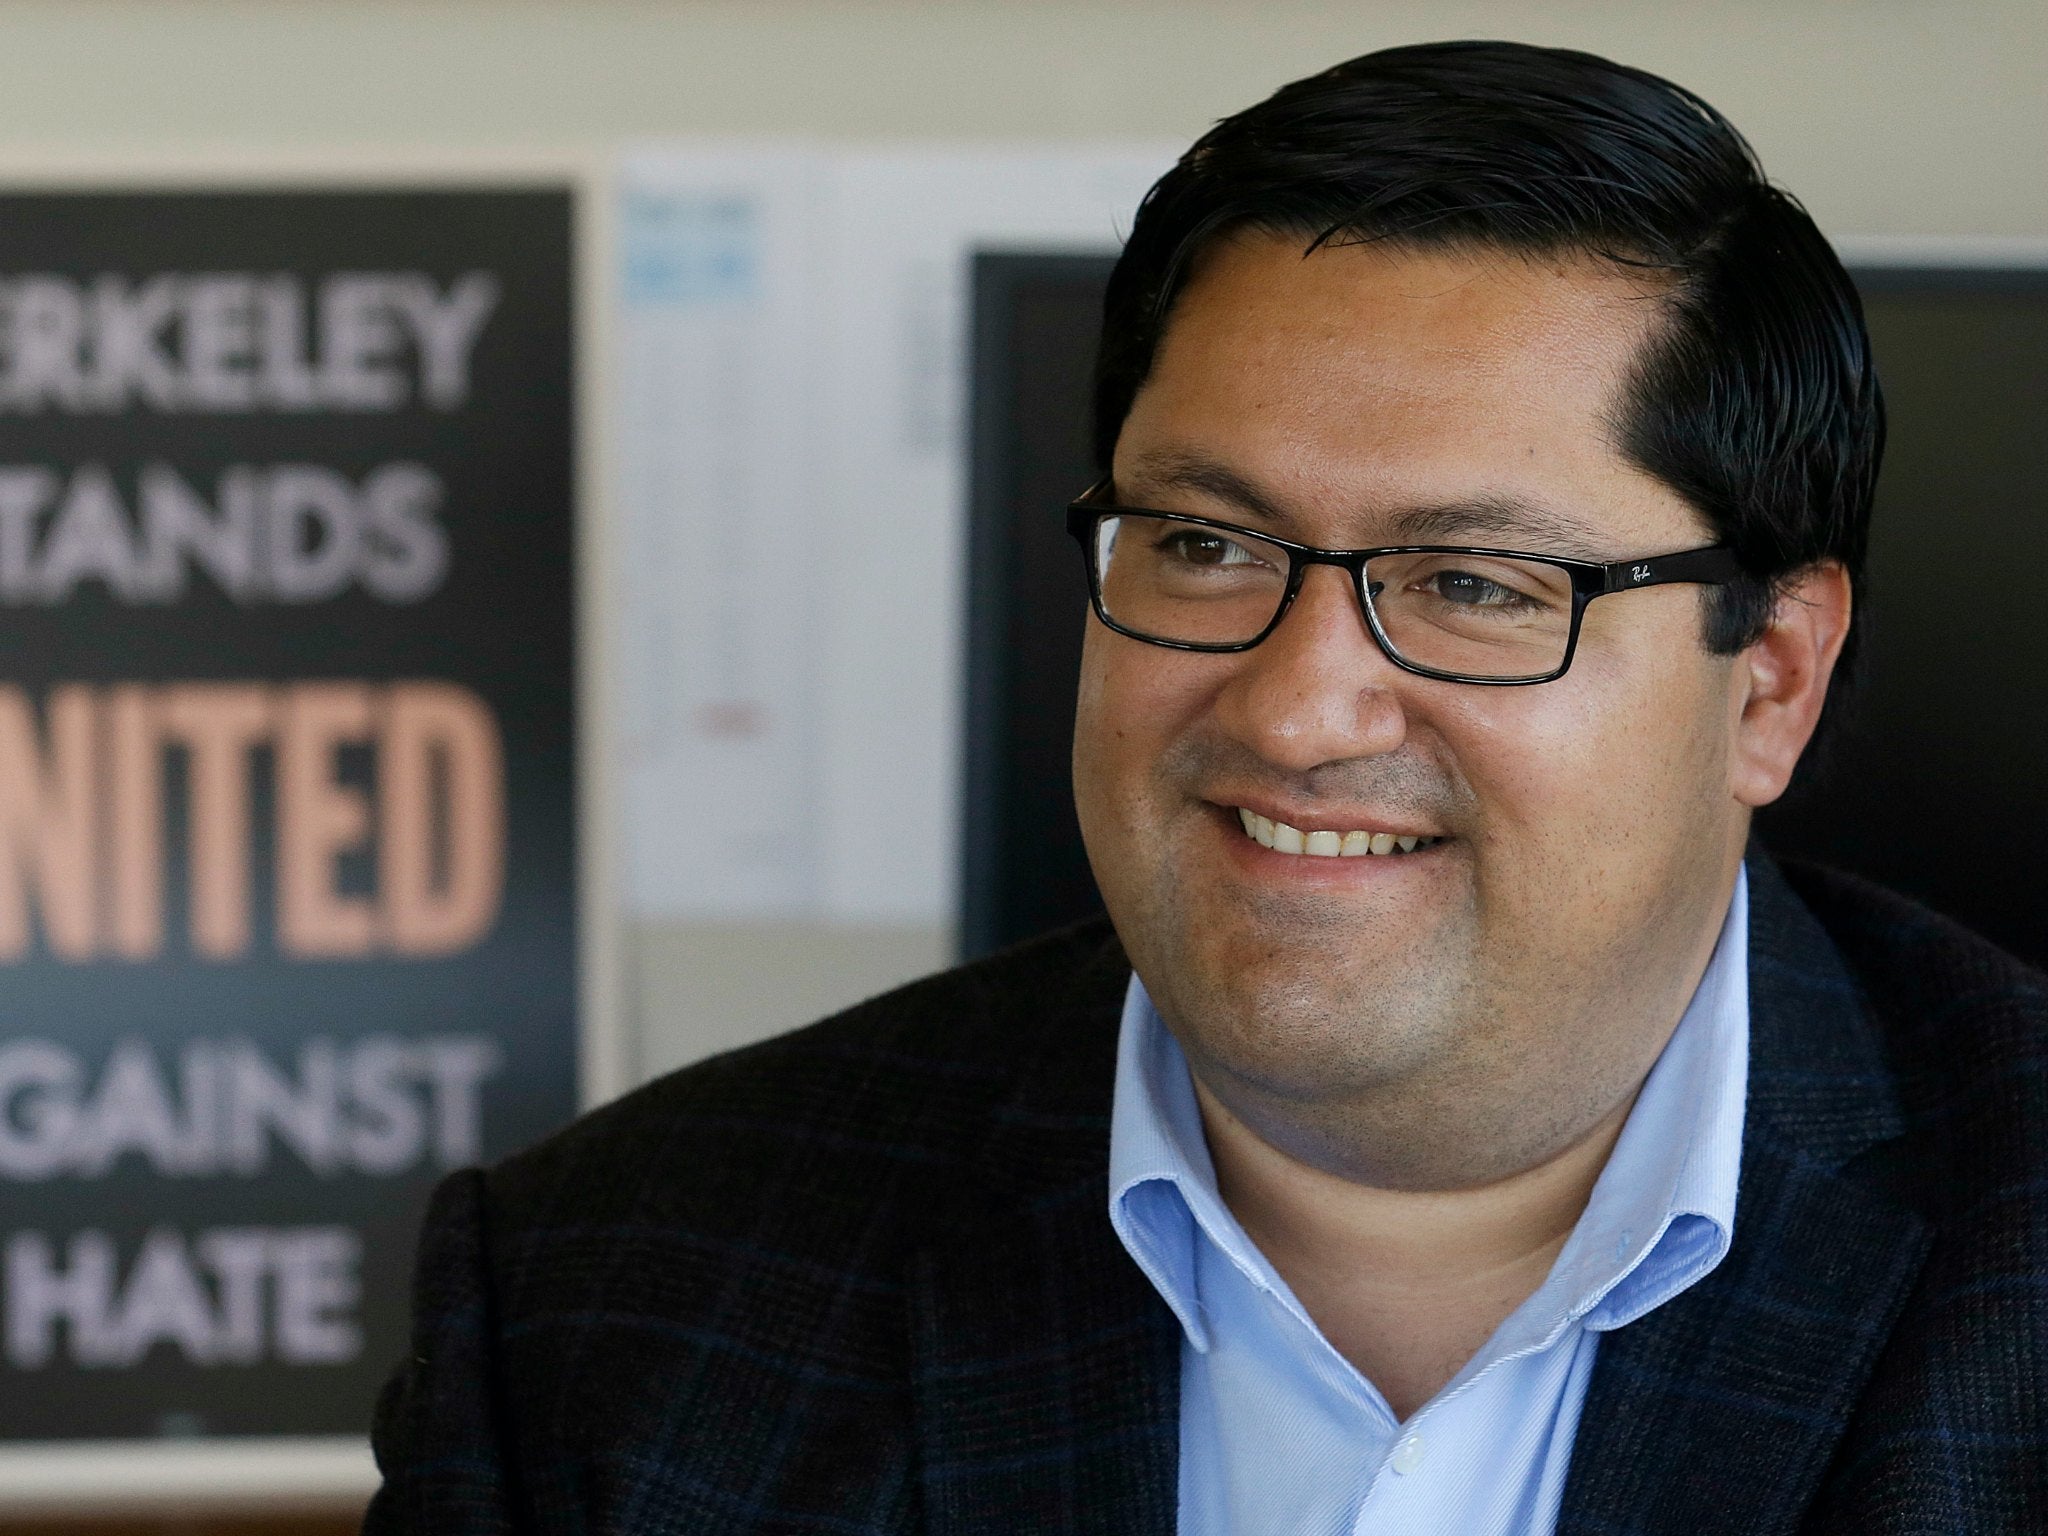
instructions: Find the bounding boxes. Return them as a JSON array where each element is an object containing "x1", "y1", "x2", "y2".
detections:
[
  {"x1": 1195, "y1": 1069, "x2": 1637, "y2": 1416},
  {"x1": 1197, "y1": 1069, "x2": 1635, "y2": 1271}
]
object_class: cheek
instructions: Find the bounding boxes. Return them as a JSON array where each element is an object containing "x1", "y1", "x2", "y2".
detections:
[
  {"x1": 1439, "y1": 639, "x2": 1729, "y2": 863},
  {"x1": 1073, "y1": 630, "x2": 1176, "y2": 839},
  {"x1": 1074, "y1": 628, "x2": 1212, "y2": 783},
  {"x1": 1073, "y1": 632, "x2": 1239, "y2": 925},
  {"x1": 1071, "y1": 628, "x2": 1125, "y2": 812}
]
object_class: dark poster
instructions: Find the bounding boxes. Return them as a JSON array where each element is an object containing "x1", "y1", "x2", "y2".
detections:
[{"x1": 0, "y1": 188, "x2": 577, "y2": 1441}]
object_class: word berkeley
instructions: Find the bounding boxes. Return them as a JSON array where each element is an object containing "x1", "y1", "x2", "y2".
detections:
[{"x1": 0, "y1": 271, "x2": 498, "y2": 414}]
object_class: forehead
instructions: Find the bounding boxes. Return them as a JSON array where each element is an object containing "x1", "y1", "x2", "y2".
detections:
[{"x1": 1117, "y1": 232, "x2": 1703, "y2": 552}]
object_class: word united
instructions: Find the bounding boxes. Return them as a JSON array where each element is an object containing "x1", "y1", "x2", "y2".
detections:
[{"x1": 0, "y1": 681, "x2": 505, "y2": 963}]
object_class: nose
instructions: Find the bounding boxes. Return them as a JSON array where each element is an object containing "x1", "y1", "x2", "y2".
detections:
[{"x1": 1208, "y1": 563, "x2": 1411, "y2": 772}]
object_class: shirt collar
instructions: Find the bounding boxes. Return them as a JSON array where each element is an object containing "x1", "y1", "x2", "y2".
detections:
[{"x1": 1108, "y1": 864, "x2": 1751, "y2": 1363}]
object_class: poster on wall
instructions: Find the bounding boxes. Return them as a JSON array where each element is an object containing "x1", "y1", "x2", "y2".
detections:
[{"x1": 0, "y1": 187, "x2": 578, "y2": 1450}]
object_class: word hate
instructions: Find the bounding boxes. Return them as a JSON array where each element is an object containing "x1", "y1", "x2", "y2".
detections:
[{"x1": 6, "y1": 1226, "x2": 360, "y2": 1368}]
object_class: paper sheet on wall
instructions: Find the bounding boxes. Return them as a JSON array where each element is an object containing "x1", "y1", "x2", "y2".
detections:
[{"x1": 615, "y1": 144, "x2": 1175, "y2": 924}]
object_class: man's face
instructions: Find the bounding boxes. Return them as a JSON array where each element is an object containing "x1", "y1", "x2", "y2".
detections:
[{"x1": 1073, "y1": 234, "x2": 1757, "y2": 1189}]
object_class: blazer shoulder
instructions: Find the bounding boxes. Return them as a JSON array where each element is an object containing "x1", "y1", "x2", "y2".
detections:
[
  {"x1": 1780, "y1": 860, "x2": 2047, "y2": 1032},
  {"x1": 483, "y1": 916, "x2": 1128, "y2": 1241},
  {"x1": 1778, "y1": 859, "x2": 2048, "y2": 1188}
]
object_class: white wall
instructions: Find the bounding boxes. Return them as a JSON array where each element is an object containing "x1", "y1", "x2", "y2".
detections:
[
  {"x1": 0, "y1": 0, "x2": 2042, "y2": 239},
  {"x1": 3, "y1": 0, "x2": 2040, "y2": 1086}
]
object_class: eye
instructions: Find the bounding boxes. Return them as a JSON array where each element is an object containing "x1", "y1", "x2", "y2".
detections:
[
  {"x1": 1424, "y1": 568, "x2": 1537, "y2": 608},
  {"x1": 1157, "y1": 529, "x2": 1266, "y2": 568}
]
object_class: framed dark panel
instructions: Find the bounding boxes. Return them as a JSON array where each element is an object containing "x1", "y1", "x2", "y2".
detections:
[
  {"x1": 959, "y1": 254, "x2": 1117, "y2": 958},
  {"x1": 1757, "y1": 266, "x2": 2048, "y2": 966},
  {"x1": 961, "y1": 251, "x2": 2048, "y2": 972},
  {"x1": 0, "y1": 188, "x2": 577, "y2": 1447}
]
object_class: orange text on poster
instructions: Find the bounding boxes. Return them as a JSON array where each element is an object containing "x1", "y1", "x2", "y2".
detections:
[{"x1": 0, "y1": 681, "x2": 505, "y2": 961}]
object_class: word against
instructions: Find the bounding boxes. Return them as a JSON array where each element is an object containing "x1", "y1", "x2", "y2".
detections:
[
  {"x1": 6, "y1": 1226, "x2": 360, "y2": 1368},
  {"x1": 0, "y1": 460, "x2": 448, "y2": 606},
  {"x1": 0, "y1": 681, "x2": 504, "y2": 962},
  {"x1": 0, "y1": 1034, "x2": 500, "y2": 1180},
  {"x1": 0, "y1": 271, "x2": 499, "y2": 414}
]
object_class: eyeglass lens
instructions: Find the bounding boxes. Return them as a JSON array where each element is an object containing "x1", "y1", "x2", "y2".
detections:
[{"x1": 1091, "y1": 513, "x2": 1577, "y2": 681}]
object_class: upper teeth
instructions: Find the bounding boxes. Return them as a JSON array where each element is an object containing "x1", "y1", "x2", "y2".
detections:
[{"x1": 1236, "y1": 808, "x2": 1436, "y2": 858}]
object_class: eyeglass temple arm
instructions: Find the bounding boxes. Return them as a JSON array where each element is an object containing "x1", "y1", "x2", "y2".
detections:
[{"x1": 1599, "y1": 546, "x2": 1745, "y2": 594}]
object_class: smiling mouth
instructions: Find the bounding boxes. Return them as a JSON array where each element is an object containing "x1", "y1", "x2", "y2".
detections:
[{"x1": 1234, "y1": 807, "x2": 1443, "y2": 859}]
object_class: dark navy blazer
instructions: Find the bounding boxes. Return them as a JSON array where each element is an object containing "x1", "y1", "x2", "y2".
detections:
[{"x1": 365, "y1": 859, "x2": 2048, "y2": 1533}]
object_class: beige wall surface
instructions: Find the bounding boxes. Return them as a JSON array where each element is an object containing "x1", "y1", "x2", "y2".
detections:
[
  {"x1": 0, "y1": 0, "x2": 2041, "y2": 238},
  {"x1": 1, "y1": 0, "x2": 2040, "y2": 1086}
]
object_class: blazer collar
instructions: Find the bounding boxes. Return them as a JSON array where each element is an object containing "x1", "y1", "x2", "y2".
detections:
[
  {"x1": 1557, "y1": 853, "x2": 1931, "y2": 1535},
  {"x1": 1741, "y1": 852, "x2": 1908, "y2": 1164}
]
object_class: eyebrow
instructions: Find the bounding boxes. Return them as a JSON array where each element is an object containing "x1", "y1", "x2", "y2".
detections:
[
  {"x1": 1116, "y1": 448, "x2": 1615, "y2": 558},
  {"x1": 1117, "y1": 451, "x2": 1292, "y2": 525},
  {"x1": 1387, "y1": 498, "x2": 1612, "y2": 558}
]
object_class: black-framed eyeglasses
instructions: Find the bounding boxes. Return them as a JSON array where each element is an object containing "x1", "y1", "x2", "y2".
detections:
[{"x1": 1065, "y1": 484, "x2": 1745, "y2": 685}]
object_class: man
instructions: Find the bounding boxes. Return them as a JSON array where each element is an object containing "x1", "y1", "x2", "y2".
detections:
[{"x1": 367, "y1": 41, "x2": 2046, "y2": 1535}]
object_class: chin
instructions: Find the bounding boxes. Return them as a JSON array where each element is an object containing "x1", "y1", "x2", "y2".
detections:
[
  {"x1": 1178, "y1": 965, "x2": 1454, "y2": 1110},
  {"x1": 1147, "y1": 893, "x2": 1463, "y2": 1094}
]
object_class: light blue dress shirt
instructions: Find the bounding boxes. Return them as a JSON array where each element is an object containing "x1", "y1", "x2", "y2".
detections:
[{"x1": 1108, "y1": 867, "x2": 1750, "y2": 1536}]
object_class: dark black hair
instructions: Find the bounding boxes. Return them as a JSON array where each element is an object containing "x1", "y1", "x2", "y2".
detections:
[{"x1": 1094, "y1": 39, "x2": 1884, "y2": 669}]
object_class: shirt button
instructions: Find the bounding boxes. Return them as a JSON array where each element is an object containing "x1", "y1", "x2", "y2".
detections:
[{"x1": 1390, "y1": 1434, "x2": 1425, "y2": 1475}]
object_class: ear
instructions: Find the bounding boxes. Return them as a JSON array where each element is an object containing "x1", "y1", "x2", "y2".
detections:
[{"x1": 1728, "y1": 562, "x2": 1853, "y2": 808}]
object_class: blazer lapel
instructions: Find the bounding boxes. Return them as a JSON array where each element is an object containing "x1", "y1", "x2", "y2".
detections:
[
  {"x1": 907, "y1": 927, "x2": 1180, "y2": 1536},
  {"x1": 909, "y1": 1180, "x2": 1181, "y2": 1536},
  {"x1": 1558, "y1": 857, "x2": 1932, "y2": 1536}
]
